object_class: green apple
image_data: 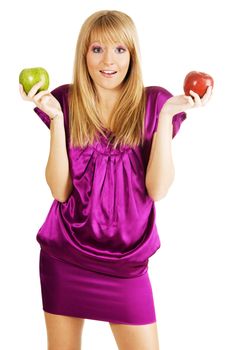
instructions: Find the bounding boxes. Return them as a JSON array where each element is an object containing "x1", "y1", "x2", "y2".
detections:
[{"x1": 19, "y1": 67, "x2": 49, "y2": 94}]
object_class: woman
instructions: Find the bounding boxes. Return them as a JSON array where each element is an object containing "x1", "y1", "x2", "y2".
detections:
[{"x1": 19, "y1": 9, "x2": 212, "y2": 350}]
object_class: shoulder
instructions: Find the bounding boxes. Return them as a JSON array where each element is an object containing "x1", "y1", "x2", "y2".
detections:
[
  {"x1": 143, "y1": 86, "x2": 176, "y2": 137},
  {"x1": 145, "y1": 85, "x2": 173, "y2": 101},
  {"x1": 144, "y1": 86, "x2": 174, "y2": 113},
  {"x1": 50, "y1": 83, "x2": 71, "y2": 99}
]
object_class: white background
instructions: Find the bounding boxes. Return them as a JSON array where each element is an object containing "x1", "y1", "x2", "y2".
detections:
[{"x1": 1, "y1": 0, "x2": 233, "y2": 349}]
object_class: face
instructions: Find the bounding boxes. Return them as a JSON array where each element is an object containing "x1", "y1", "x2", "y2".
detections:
[{"x1": 86, "y1": 39, "x2": 131, "y2": 95}]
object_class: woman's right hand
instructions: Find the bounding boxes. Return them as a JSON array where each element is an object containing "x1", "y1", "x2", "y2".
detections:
[{"x1": 19, "y1": 80, "x2": 63, "y2": 119}]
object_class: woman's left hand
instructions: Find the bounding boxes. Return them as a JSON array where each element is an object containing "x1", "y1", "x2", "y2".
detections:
[{"x1": 160, "y1": 85, "x2": 213, "y2": 116}]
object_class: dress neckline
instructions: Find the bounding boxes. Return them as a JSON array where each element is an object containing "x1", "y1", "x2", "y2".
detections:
[{"x1": 101, "y1": 126, "x2": 113, "y2": 135}]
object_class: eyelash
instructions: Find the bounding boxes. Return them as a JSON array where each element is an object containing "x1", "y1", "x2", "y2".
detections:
[{"x1": 91, "y1": 46, "x2": 126, "y2": 54}]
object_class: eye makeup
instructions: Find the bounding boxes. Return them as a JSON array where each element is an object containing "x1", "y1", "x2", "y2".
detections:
[
  {"x1": 90, "y1": 42, "x2": 127, "y2": 51},
  {"x1": 91, "y1": 45, "x2": 126, "y2": 53}
]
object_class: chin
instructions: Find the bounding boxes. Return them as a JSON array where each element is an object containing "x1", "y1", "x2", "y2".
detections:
[{"x1": 97, "y1": 80, "x2": 123, "y2": 90}]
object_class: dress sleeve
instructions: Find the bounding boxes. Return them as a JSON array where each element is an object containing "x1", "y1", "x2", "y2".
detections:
[
  {"x1": 151, "y1": 86, "x2": 187, "y2": 138},
  {"x1": 33, "y1": 85, "x2": 68, "y2": 129},
  {"x1": 142, "y1": 86, "x2": 187, "y2": 172}
]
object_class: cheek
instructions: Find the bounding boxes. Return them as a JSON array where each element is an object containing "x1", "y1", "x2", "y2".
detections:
[
  {"x1": 120, "y1": 60, "x2": 130, "y2": 74},
  {"x1": 86, "y1": 53, "x2": 99, "y2": 70},
  {"x1": 119, "y1": 54, "x2": 130, "y2": 71}
]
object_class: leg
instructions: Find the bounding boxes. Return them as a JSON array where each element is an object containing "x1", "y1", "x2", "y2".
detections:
[
  {"x1": 44, "y1": 311, "x2": 85, "y2": 350},
  {"x1": 109, "y1": 321, "x2": 160, "y2": 350}
]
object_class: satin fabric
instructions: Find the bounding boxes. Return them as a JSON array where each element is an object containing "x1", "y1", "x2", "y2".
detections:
[
  {"x1": 39, "y1": 249, "x2": 157, "y2": 325},
  {"x1": 34, "y1": 85, "x2": 186, "y2": 279}
]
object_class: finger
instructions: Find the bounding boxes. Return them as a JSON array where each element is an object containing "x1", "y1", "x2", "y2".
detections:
[
  {"x1": 189, "y1": 90, "x2": 202, "y2": 107},
  {"x1": 33, "y1": 90, "x2": 51, "y2": 103},
  {"x1": 19, "y1": 84, "x2": 31, "y2": 100},
  {"x1": 184, "y1": 94, "x2": 195, "y2": 107},
  {"x1": 19, "y1": 83, "x2": 26, "y2": 96},
  {"x1": 201, "y1": 85, "x2": 213, "y2": 105},
  {"x1": 205, "y1": 85, "x2": 213, "y2": 98},
  {"x1": 27, "y1": 80, "x2": 45, "y2": 98}
]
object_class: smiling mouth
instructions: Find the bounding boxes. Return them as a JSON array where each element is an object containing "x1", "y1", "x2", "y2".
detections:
[{"x1": 99, "y1": 70, "x2": 117, "y2": 76}]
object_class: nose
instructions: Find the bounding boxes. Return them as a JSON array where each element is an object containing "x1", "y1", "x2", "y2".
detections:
[{"x1": 102, "y1": 48, "x2": 114, "y2": 65}]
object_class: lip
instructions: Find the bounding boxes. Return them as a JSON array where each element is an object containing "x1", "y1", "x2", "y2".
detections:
[{"x1": 99, "y1": 70, "x2": 117, "y2": 78}]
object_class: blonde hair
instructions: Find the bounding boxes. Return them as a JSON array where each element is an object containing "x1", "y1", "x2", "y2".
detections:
[{"x1": 68, "y1": 10, "x2": 146, "y2": 149}]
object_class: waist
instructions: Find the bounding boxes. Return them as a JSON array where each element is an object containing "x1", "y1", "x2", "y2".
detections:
[{"x1": 39, "y1": 246, "x2": 149, "y2": 278}]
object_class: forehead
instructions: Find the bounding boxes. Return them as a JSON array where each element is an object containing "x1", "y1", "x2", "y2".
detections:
[
  {"x1": 89, "y1": 40, "x2": 123, "y2": 47},
  {"x1": 89, "y1": 29, "x2": 126, "y2": 46}
]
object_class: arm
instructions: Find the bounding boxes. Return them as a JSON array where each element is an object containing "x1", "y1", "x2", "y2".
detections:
[
  {"x1": 145, "y1": 112, "x2": 175, "y2": 201},
  {"x1": 145, "y1": 86, "x2": 213, "y2": 202},
  {"x1": 19, "y1": 81, "x2": 72, "y2": 202},
  {"x1": 45, "y1": 112, "x2": 73, "y2": 202}
]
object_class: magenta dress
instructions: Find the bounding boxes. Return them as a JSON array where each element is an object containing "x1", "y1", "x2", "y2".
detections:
[{"x1": 34, "y1": 84, "x2": 186, "y2": 325}]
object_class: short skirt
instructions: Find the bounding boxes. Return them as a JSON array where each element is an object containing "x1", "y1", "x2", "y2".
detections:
[{"x1": 39, "y1": 248, "x2": 157, "y2": 325}]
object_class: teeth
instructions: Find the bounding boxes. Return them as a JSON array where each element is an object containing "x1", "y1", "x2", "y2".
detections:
[{"x1": 101, "y1": 70, "x2": 116, "y2": 74}]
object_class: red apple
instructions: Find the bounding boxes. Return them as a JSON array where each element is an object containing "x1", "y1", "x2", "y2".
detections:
[{"x1": 183, "y1": 71, "x2": 214, "y2": 98}]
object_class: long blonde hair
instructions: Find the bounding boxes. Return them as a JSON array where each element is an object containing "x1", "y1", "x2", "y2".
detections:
[{"x1": 68, "y1": 10, "x2": 146, "y2": 149}]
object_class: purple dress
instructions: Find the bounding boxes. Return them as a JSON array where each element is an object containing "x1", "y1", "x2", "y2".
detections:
[{"x1": 34, "y1": 84, "x2": 186, "y2": 325}]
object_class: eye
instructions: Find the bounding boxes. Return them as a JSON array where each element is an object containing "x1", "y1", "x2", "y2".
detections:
[
  {"x1": 92, "y1": 46, "x2": 102, "y2": 53},
  {"x1": 116, "y1": 47, "x2": 126, "y2": 53},
  {"x1": 91, "y1": 46, "x2": 126, "y2": 54}
]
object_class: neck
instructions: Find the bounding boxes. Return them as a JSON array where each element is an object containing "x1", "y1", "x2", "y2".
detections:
[
  {"x1": 97, "y1": 86, "x2": 121, "y2": 109},
  {"x1": 95, "y1": 86, "x2": 122, "y2": 129}
]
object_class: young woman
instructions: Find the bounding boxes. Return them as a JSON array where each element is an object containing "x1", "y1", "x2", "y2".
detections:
[{"x1": 19, "y1": 9, "x2": 212, "y2": 350}]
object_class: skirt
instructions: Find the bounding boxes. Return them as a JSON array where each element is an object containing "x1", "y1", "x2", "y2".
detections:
[{"x1": 39, "y1": 248, "x2": 157, "y2": 325}]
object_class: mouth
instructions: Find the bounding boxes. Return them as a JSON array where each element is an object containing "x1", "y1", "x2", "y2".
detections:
[{"x1": 99, "y1": 70, "x2": 117, "y2": 78}]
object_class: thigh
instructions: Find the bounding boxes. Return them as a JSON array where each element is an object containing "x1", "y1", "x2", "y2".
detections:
[
  {"x1": 44, "y1": 311, "x2": 85, "y2": 350},
  {"x1": 109, "y1": 321, "x2": 159, "y2": 350}
]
